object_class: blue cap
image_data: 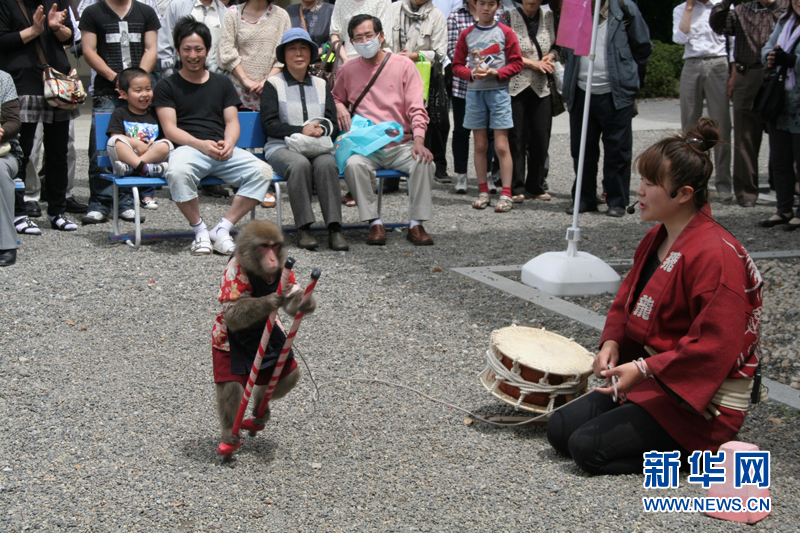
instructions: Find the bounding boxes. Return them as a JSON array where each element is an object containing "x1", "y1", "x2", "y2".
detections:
[{"x1": 276, "y1": 28, "x2": 319, "y2": 65}]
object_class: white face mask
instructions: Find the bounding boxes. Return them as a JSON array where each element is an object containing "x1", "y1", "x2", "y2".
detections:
[{"x1": 353, "y1": 36, "x2": 382, "y2": 59}]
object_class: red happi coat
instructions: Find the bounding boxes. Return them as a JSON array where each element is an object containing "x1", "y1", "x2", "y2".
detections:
[{"x1": 600, "y1": 205, "x2": 763, "y2": 453}]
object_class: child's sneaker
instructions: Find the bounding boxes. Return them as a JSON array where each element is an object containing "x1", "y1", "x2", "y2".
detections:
[
  {"x1": 144, "y1": 162, "x2": 168, "y2": 178},
  {"x1": 454, "y1": 174, "x2": 467, "y2": 194},
  {"x1": 141, "y1": 198, "x2": 159, "y2": 210},
  {"x1": 495, "y1": 195, "x2": 513, "y2": 213},
  {"x1": 487, "y1": 178, "x2": 498, "y2": 195},
  {"x1": 113, "y1": 161, "x2": 134, "y2": 176},
  {"x1": 472, "y1": 192, "x2": 490, "y2": 209}
]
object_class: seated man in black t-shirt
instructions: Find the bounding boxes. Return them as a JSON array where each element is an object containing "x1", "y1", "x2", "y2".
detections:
[{"x1": 153, "y1": 17, "x2": 271, "y2": 256}]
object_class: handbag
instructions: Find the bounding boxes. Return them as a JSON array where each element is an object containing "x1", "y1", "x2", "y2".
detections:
[
  {"x1": 531, "y1": 34, "x2": 565, "y2": 117},
  {"x1": 312, "y1": 41, "x2": 344, "y2": 90},
  {"x1": 426, "y1": 52, "x2": 450, "y2": 128},
  {"x1": 16, "y1": 0, "x2": 86, "y2": 110},
  {"x1": 415, "y1": 57, "x2": 431, "y2": 101},
  {"x1": 333, "y1": 114, "x2": 404, "y2": 173},
  {"x1": 752, "y1": 69, "x2": 785, "y2": 123},
  {"x1": 285, "y1": 118, "x2": 335, "y2": 158}
]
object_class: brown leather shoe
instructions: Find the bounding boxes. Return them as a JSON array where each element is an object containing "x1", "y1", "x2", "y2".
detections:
[
  {"x1": 406, "y1": 224, "x2": 433, "y2": 246},
  {"x1": 366, "y1": 223, "x2": 386, "y2": 245}
]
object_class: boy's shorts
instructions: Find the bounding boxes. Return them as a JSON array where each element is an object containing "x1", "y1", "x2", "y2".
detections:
[{"x1": 463, "y1": 88, "x2": 514, "y2": 130}]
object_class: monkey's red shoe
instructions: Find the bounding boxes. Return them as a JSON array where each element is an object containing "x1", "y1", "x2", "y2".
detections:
[
  {"x1": 241, "y1": 418, "x2": 266, "y2": 433},
  {"x1": 217, "y1": 440, "x2": 242, "y2": 457}
]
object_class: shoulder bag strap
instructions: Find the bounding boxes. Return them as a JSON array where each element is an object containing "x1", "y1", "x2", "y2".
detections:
[
  {"x1": 16, "y1": 0, "x2": 50, "y2": 68},
  {"x1": 350, "y1": 52, "x2": 392, "y2": 116}
]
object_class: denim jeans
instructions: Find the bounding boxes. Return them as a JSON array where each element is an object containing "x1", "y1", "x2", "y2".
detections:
[{"x1": 88, "y1": 95, "x2": 132, "y2": 215}]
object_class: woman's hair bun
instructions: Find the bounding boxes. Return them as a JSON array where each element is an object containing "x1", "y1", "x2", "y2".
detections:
[{"x1": 684, "y1": 117, "x2": 720, "y2": 153}]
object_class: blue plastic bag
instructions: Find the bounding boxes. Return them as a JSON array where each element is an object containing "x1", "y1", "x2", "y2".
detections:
[{"x1": 333, "y1": 115, "x2": 404, "y2": 173}]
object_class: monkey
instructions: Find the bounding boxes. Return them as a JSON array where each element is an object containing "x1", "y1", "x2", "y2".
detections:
[{"x1": 211, "y1": 220, "x2": 316, "y2": 449}]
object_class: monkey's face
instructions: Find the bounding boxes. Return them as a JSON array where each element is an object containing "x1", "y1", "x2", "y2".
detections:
[{"x1": 259, "y1": 240, "x2": 284, "y2": 276}]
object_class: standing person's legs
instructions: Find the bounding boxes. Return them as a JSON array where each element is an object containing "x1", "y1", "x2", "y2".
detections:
[
  {"x1": 509, "y1": 89, "x2": 530, "y2": 197},
  {"x1": 16, "y1": 122, "x2": 38, "y2": 220},
  {"x1": 41, "y1": 120, "x2": 74, "y2": 226},
  {"x1": 732, "y1": 66, "x2": 764, "y2": 205},
  {"x1": 599, "y1": 96, "x2": 635, "y2": 211},
  {"x1": 679, "y1": 58, "x2": 705, "y2": 133},
  {"x1": 426, "y1": 118, "x2": 450, "y2": 181},
  {"x1": 451, "y1": 96, "x2": 470, "y2": 176},
  {"x1": 765, "y1": 124, "x2": 797, "y2": 219},
  {"x1": 569, "y1": 88, "x2": 601, "y2": 211},
  {"x1": 704, "y1": 57, "x2": 733, "y2": 199},
  {"x1": 525, "y1": 93, "x2": 552, "y2": 197}
]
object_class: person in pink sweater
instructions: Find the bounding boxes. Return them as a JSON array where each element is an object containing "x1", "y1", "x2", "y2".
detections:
[{"x1": 332, "y1": 14, "x2": 435, "y2": 246}]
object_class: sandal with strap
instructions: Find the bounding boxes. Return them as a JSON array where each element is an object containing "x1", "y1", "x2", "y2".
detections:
[
  {"x1": 49, "y1": 214, "x2": 78, "y2": 231},
  {"x1": 472, "y1": 192, "x2": 490, "y2": 210},
  {"x1": 341, "y1": 192, "x2": 357, "y2": 207},
  {"x1": 191, "y1": 235, "x2": 213, "y2": 255},
  {"x1": 15, "y1": 217, "x2": 42, "y2": 235},
  {"x1": 495, "y1": 195, "x2": 514, "y2": 213}
]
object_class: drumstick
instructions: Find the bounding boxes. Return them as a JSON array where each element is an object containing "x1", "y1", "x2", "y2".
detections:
[
  {"x1": 217, "y1": 257, "x2": 295, "y2": 458},
  {"x1": 254, "y1": 268, "x2": 321, "y2": 420}
]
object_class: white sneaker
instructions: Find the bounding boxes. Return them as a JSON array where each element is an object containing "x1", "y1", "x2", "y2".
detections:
[
  {"x1": 113, "y1": 161, "x2": 134, "y2": 176},
  {"x1": 119, "y1": 209, "x2": 145, "y2": 223},
  {"x1": 81, "y1": 211, "x2": 107, "y2": 225},
  {"x1": 454, "y1": 174, "x2": 467, "y2": 194},
  {"x1": 141, "y1": 198, "x2": 159, "y2": 210}
]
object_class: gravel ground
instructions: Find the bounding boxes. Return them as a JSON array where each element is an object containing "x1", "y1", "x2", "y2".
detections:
[{"x1": 1, "y1": 116, "x2": 799, "y2": 532}]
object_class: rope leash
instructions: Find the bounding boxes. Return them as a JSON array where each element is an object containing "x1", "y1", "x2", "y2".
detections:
[{"x1": 292, "y1": 347, "x2": 582, "y2": 428}]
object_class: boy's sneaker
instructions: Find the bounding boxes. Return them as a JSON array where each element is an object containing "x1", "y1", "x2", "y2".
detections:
[
  {"x1": 495, "y1": 195, "x2": 514, "y2": 213},
  {"x1": 81, "y1": 211, "x2": 107, "y2": 225},
  {"x1": 487, "y1": 177, "x2": 498, "y2": 195},
  {"x1": 141, "y1": 198, "x2": 159, "y2": 210},
  {"x1": 454, "y1": 174, "x2": 468, "y2": 194},
  {"x1": 113, "y1": 161, "x2": 134, "y2": 176},
  {"x1": 120, "y1": 209, "x2": 146, "y2": 223},
  {"x1": 144, "y1": 162, "x2": 169, "y2": 178}
]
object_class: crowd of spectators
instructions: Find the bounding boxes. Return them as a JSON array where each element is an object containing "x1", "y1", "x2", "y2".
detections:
[{"x1": 0, "y1": 0, "x2": 798, "y2": 265}]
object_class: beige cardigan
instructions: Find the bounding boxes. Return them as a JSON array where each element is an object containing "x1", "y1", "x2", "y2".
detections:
[
  {"x1": 508, "y1": 7, "x2": 556, "y2": 98},
  {"x1": 217, "y1": 4, "x2": 292, "y2": 88}
]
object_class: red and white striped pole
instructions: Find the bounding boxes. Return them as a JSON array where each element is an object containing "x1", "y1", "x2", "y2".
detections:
[
  {"x1": 255, "y1": 268, "x2": 321, "y2": 419},
  {"x1": 217, "y1": 257, "x2": 295, "y2": 458}
]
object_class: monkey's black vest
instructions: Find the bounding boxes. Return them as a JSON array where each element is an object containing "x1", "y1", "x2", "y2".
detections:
[{"x1": 227, "y1": 267, "x2": 294, "y2": 376}]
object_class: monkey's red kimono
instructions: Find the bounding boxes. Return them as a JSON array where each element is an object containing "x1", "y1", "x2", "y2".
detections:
[{"x1": 600, "y1": 205, "x2": 763, "y2": 453}]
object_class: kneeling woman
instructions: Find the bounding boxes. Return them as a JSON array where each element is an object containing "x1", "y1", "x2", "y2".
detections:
[
  {"x1": 547, "y1": 119, "x2": 763, "y2": 475},
  {"x1": 260, "y1": 28, "x2": 347, "y2": 251}
]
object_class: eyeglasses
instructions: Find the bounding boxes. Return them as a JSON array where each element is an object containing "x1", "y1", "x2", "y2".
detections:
[{"x1": 352, "y1": 32, "x2": 377, "y2": 43}]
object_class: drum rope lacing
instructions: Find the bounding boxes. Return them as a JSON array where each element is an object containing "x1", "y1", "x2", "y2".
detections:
[{"x1": 482, "y1": 347, "x2": 590, "y2": 412}]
